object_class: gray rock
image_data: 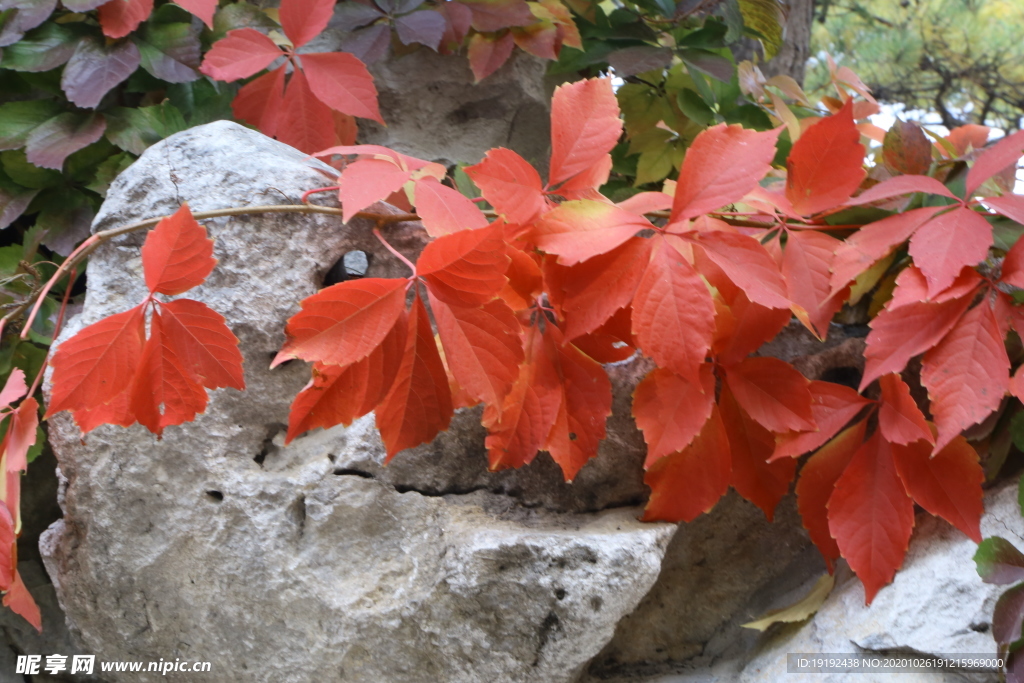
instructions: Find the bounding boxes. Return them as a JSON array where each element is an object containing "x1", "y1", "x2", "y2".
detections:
[{"x1": 40, "y1": 121, "x2": 674, "y2": 683}]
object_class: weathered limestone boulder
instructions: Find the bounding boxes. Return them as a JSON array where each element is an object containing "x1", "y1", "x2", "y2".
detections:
[{"x1": 39, "y1": 121, "x2": 673, "y2": 683}]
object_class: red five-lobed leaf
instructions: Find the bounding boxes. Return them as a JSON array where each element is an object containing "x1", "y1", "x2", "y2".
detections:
[
  {"x1": 532, "y1": 200, "x2": 653, "y2": 266},
  {"x1": 418, "y1": 223, "x2": 508, "y2": 306},
  {"x1": 771, "y1": 381, "x2": 872, "y2": 461},
  {"x1": 632, "y1": 364, "x2": 715, "y2": 468},
  {"x1": 782, "y1": 229, "x2": 845, "y2": 338},
  {"x1": 786, "y1": 98, "x2": 866, "y2": 216},
  {"x1": 725, "y1": 356, "x2": 816, "y2": 433},
  {"x1": 465, "y1": 148, "x2": 546, "y2": 225},
  {"x1": 141, "y1": 203, "x2": 216, "y2": 296},
  {"x1": 300, "y1": 52, "x2": 383, "y2": 124},
  {"x1": 413, "y1": 177, "x2": 489, "y2": 237},
  {"x1": 548, "y1": 78, "x2": 622, "y2": 187},
  {"x1": 158, "y1": 299, "x2": 245, "y2": 391},
  {"x1": 878, "y1": 373, "x2": 933, "y2": 446},
  {"x1": 279, "y1": 0, "x2": 337, "y2": 49},
  {"x1": 200, "y1": 29, "x2": 283, "y2": 82}
]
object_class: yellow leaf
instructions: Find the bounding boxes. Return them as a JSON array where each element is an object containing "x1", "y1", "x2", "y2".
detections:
[{"x1": 741, "y1": 573, "x2": 835, "y2": 631}]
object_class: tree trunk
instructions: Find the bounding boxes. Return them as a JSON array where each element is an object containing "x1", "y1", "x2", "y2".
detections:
[{"x1": 733, "y1": 0, "x2": 815, "y2": 85}]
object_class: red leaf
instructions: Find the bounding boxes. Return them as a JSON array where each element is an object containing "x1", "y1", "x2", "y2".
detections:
[
  {"x1": 285, "y1": 314, "x2": 406, "y2": 443},
  {"x1": 827, "y1": 430, "x2": 915, "y2": 604},
  {"x1": 908, "y1": 207, "x2": 993, "y2": 297},
  {"x1": 47, "y1": 304, "x2": 146, "y2": 416},
  {"x1": 97, "y1": 0, "x2": 153, "y2": 39},
  {"x1": 465, "y1": 148, "x2": 545, "y2": 225},
  {"x1": 174, "y1": 0, "x2": 217, "y2": 27},
  {"x1": 3, "y1": 398, "x2": 37, "y2": 475},
  {"x1": 632, "y1": 364, "x2": 715, "y2": 468},
  {"x1": 795, "y1": 420, "x2": 866, "y2": 572},
  {"x1": 279, "y1": 0, "x2": 336, "y2": 49},
  {"x1": 847, "y1": 175, "x2": 956, "y2": 205},
  {"x1": 274, "y1": 278, "x2": 409, "y2": 367},
  {"x1": 548, "y1": 78, "x2": 621, "y2": 187},
  {"x1": 721, "y1": 385, "x2": 797, "y2": 521},
  {"x1": 690, "y1": 231, "x2": 790, "y2": 309},
  {"x1": 886, "y1": 265, "x2": 982, "y2": 311},
  {"x1": 0, "y1": 504, "x2": 13, "y2": 589},
  {"x1": 771, "y1": 381, "x2": 872, "y2": 460},
  {"x1": 892, "y1": 434, "x2": 984, "y2": 543},
  {"x1": 1003, "y1": 223, "x2": 1024, "y2": 289},
  {"x1": 141, "y1": 203, "x2": 215, "y2": 296},
  {"x1": 200, "y1": 29, "x2": 283, "y2": 82},
  {"x1": 158, "y1": 299, "x2": 244, "y2": 391},
  {"x1": 417, "y1": 223, "x2": 508, "y2": 306},
  {"x1": 413, "y1": 177, "x2": 489, "y2": 237},
  {"x1": 570, "y1": 307, "x2": 635, "y2": 363},
  {"x1": 231, "y1": 65, "x2": 287, "y2": 138},
  {"x1": 0, "y1": 369, "x2": 26, "y2": 412},
  {"x1": 878, "y1": 373, "x2": 933, "y2": 446},
  {"x1": 72, "y1": 387, "x2": 135, "y2": 432},
  {"x1": 786, "y1": 99, "x2": 866, "y2": 216},
  {"x1": 532, "y1": 199, "x2": 652, "y2": 265},
  {"x1": 669, "y1": 124, "x2": 781, "y2": 224},
  {"x1": 467, "y1": 31, "x2": 515, "y2": 82},
  {"x1": 429, "y1": 293, "x2": 523, "y2": 410},
  {"x1": 713, "y1": 293, "x2": 791, "y2": 366},
  {"x1": 967, "y1": 129, "x2": 1024, "y2": 196},
  {"x1": 483, "y1": 325, "x2": 562, "y2": 471},
  {"x1": 631, "y1": 239, "x2": 715, "y2": 384},
  {"x1": 130, "y1": 311, "x2": 208, "y2": 437},
  {"x1": 499, "y1": 245, "x2": 542, "y2": 311},
  {"x1": 542, "y1": 326, "x2": 612, "y2": 481},
  {"x1": 337, "y1": 158, "x2": 412, "y2": 222},
  {"x1": 882, "y1": 121, "x2": 934, "y2": 176},
  {"x1": 829, "y1": 207, "x2": 944, "y2": 293},
  {"x1": 860, "y1": 294, "x2": 973, "y2": 390},
  {"x1": 300, "y1": 52, "x2": 382, "y2": 123},
  {"x1": 556, "y1": 236, "x2": 651, "y2": 340},
  {"x1": 921, "y1": 300, "x2": 1010, "y2": 453},
  {"x1": 277, "y1": 68, "x2": 338, "y2": 154},
  {"x1": 782, "y1": 230, "x2": 844, "y2": 339},
  {"x1": 459, "y1": 0, "x2": 535, "y2": 32},
  {"x1": 641, "y1": 405, "x2": 731, "y2": 523},
  {"x1": 982, "y1": 195, "x2": 1024, "y2": 232},
  {"x1": 376, "y1": 294, "x2": 453, "y2": 461},
  {"x1": 3, "y1": 571, "x2": 40, "y2": 632},
  {"x1": 725, "y1": 356, "x2": 815, "y2": 432}
]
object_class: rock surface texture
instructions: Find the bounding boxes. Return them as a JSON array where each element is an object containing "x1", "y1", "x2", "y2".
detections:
[{"x1": 39, "y1": 121, "x2": 673, "y2": 683}]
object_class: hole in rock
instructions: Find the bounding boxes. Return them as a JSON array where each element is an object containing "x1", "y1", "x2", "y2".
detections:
[
  {"x1": 820, "y1": 366, "x2": 862, "y2": 391},
  {"x1": 333, "y1": 468, "x2": 373, "y2": 479},
  {"x1": 324, "y1": 250, "x2": 370, "y2": 287},
  {"x1": 554, "y1": 588, "x2": 566, "y2": 600},
  {"x1": 206, "y1": 490, "x2": 224, "y2": 502}
]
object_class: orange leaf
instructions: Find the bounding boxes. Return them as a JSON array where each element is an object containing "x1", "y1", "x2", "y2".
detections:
[
  {"x1": 847, "y1": 175, "x2": 956, "y2": 206},
  {"x1": 413, "y1": 177, "x2": 489, "y2": 237},
  {"x1": 158, "y1": 299, "x2": 245, "y2": 391},
  {"x1": 337, "y1": 158, "x2": 412, "y2": 223},
  {"x1": 786, "y1": 98, "x2": 866, "y2": 216},
  {"x1": 690, "y1": 231, "x2": 790, "y2": 309},
  {"x1": 892, "y1": 433, "x2": 983, "y2": 543},
  {"x1": 464, "y1": 148, "x2": 546, "y2": 225},
  {"x1": 499, "y1": 246, "x2": 543, "y2": 311},
  {"x1": 130, "y1": 311, "x2": 208, "y2": 437},
  {"x1": 532, "y1": 199, "x2": 652, "y2": 265},
  {"x1": 966, "y1": 129, "x2": 1024, "y2": 196},
  {"x1": 709, "y1": 290, "x2": 791, "y2": 367},
  {"x1": 277, "y1": 68, "x2": 337, "y2": 155},
  {"x1": 279, "y1": 0, "x2": 336, "y2": 49},
  {"x1": 467, "y1": 31, "x2": 515, "y2": 82},
  {"x1": 921, "y1": 300, "x2": 1009, "y2": 453},
  {"x1": 886, "y1": 265, "x2": 982, "y2": 311},
  {"x1": 669, "y1": 124, "x2": 780, "y2": 224},
  {"x1": 142, "y1": 204, "x2": 215, "y2": 296},
  {"x1": 632, "y1": 364, "x2": 715, "y2": 468},
  {"x1": 418, "y1": 223, "x2": 508, "y2": 306},
  {"x1": 72, "y1": 388, "x2": 135, "y2": 433},
  {"x1": 429, "y1": 293, "x2": 523, "y2": 410},
  {"x1": 860, "y1": 294, "x2": 972, "y2": 390},
  {"x1": 47, "y1": 304, "x2": 146, "y2": 416},
  {"x1": 631, "y1": 239, "x2": 715, "y2": 384},
  {"x1": 641, "y1": 405, "x2": 731, "y2": 523},
  {"x1": 878, "y1": 373, "x2": 933, "y2": 446},
  {"x1": 771, "y1": 381, "x2": 872, "y2": 460},
  {"x1": 828, "y1": 431, "x2": 914, "y2": 603},
  {"x1": 782, "y1": 230, "x2": 845, "y2": 339},
  {"x1": 274, "y1": 278, "x2": 409, "y2": 367},
  {"x1": 301, "y1": 52, "x2": 382, "y2": 123},
  {"x1": 908, "y1": 207, "x2": 993, "y2": 298},
  {"x1": 720, "y1": 385, "x2": 797, "y2": 521},
  {"x1": 3, "y1": 398, "x2": 37, "y2": 475},
  {"x1": 725, "y1": 356, "x2": 815, "y2": 432},
  {"x1": 795, "y1": 420, "x2": 866, "y2": 572},
  {"x1": 0, "y1": 369, "x2": 26, "y2": 411},
  {"x1": 97, "y1": 0, "x2": 153, "y2": 39},
  {"x1": 231, "y1": 65, "x2": 287, "y2": 138},
  {"x1": 200, "y1": 29, "x2": 283, "y2": 82},
  {"x1": 285, "y1": 313, "x2": 406, "y2": 443},
  {"x1": 376, "y1": 293, "x2": 453, "y2": 461},
  {"x1": 548, "y1": 78, "x2": 621, "y2": 187},
  {"x1": 570, "y1": 306, "x2": 635, "y2": 363},
  {"x1": 3, "y1": 571, "x2": 40, "y2": 632}
]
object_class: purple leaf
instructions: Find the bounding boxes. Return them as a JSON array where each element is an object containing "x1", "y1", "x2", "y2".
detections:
[
  {"x1": 134, "y1": 21, "x2": 201, "y2": 83},
  {"x1": 0, "y1": 185, "x2": 38, "y2": 230},
  {"x1": 458, "y1": 0, "x2": 535, "y2": 32},
  {"x1": 24, "y1": 113, "x2": 106, "y2": 170},
  {"x1": 394, "y1": 10, "x2": 445, "y2": 50},
  {"x1": 61, "y1": 37, "x2": 141, "y2": 109},
  {"x1": 330, "y1": 2, "x2": 384, "y2": 31},
  {"x1": 37, "y1": 190, "x2": 94, "y2": 256},
  {"x1": 607, "y1": 46, "x2": 673, "y2": 77},
  {"x1": 683, "y1": 51, "x2": 734, "y2": 82},
  {"x1": 58, "y1": 0, "x2": 108, "y2": 10},
  {"x1": 0, "y1": 0, "x2": 57, "y2": 47},
  {"x1": 340, "y1": 23, "x2": 391, "y2": 64},
  {"x1": 994, "y1": 583, "x2": 1024, "y2": 647}
]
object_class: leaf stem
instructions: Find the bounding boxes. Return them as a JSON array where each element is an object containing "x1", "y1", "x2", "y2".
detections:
[{"x1": 373, "y1": 227, "x2": 416, "y2": 275}]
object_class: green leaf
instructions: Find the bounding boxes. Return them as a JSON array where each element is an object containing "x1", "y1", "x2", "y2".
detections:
[
  {"x1": 976, "y1": 537, "x2": 1024, "y2": 586},
  {"x1": 628, "y1": 127, "x2": 674, "y2": 155},
  {"x1": 0, "y1": 100, "x2": 63, "y2": 151},
  {"x1": 0, "y1": 149, "x2": 62, "y2": 189},
  {"x1": 675, "y1": 20, "x2": 729, "y2": 49},
  {"x1": 104, "y1": 104, "x2": 187, "y2": 155},
  {"x1": 720, "y1": 0, "x2": 745, "y2": 43},
  {"x1": 64, "y1": 137, "x2": 119, "y2": 183},
  {"x1": 723, "y1": 103, "x2": 772, "y2": 130},
  {"x1": 134, "y1": 21, "x2": 201, "y2": 84},
  {"x1": 166, "y1": 79, "x2": 236, "y2": 126},
  {"x1": 84, "y1": 151, "x2": 134, "y2": 197},
  {"x1": 635, "y1": 143, "x2": 675, "y2": 186},
  {"x1": 0, "y1": 22, "x2": 81, "y2": 72},
  {"x1": 453, "y1": 164, "x2": 481, "y2": 200},
  {"x1": 738, "y1": 0, "x2": 783, "y2": 60},
  {"x1": 212, "y1": 2, "x2": 278, "y2": 42},
  {"x1": 677, "y1": 88, "x2": 715, "y2": 126}
]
